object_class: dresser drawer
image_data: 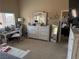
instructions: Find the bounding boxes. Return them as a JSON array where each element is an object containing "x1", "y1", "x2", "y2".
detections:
[
  {"x1": 28, "y1": 33, "x2": 38, "y2": 38},
  {"x1": 27, "y1": 25, "x2": 50, "y2": 41},
  {"x1": 39, "y1": 36, "x2": 49, "y2": 40},
  {"x1": 39, "y1": 34, "x2": 49, "y2": 40}
]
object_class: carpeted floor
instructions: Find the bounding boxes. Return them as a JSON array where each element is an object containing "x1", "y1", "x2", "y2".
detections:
[{"x1": 9, "y1": 38, "x2": 68, "y2": 59}]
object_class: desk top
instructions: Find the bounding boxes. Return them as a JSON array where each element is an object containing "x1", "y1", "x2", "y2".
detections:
[{"x1": 0, "y1": 30, "x2": 20, "y2": 36}]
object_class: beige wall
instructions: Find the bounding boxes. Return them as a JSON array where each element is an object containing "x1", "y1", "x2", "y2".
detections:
[
  {"x1": 0, "y1": 0, "x2": 69, "y2": 25},
  {"x1": 20, "y1": 0, "x2": 69, "y2": 25},
  {"x1": 0, "y1": 0, "x2": 19, "y2": 18}
]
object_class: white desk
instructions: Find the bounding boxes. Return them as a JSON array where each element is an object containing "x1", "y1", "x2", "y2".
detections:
[{"x1": 0, "y1": 30, "x2": 20, "y2": 43}]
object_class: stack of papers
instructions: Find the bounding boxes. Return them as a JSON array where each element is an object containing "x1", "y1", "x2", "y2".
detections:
[{"x1": 0, "y1": 46, "x2": 11, "y2": 52}]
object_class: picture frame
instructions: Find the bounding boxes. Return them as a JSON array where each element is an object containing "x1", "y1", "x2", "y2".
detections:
[{"x1": 60, "y1": 10, "x2": 69, "y2": 19}]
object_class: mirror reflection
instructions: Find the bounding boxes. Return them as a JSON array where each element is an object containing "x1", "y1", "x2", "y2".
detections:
[{"x1": 32, "y1": 11, "x2": 47, "y2": 26}]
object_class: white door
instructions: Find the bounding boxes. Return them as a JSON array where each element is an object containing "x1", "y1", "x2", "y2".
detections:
[{"x1": 67, "y1": 28, "x2": 74, "y2": 59}]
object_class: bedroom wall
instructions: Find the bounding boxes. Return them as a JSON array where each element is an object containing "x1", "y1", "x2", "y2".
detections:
[
  {"x1": 0, "y1": 0, "x2": 20, "y2": 18},
  {"x1": 20, "y1": 0, "x2": 69, "y2": 25}
]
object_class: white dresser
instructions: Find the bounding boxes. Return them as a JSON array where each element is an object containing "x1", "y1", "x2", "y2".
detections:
[{"x1": 27, "y1": 25, "x2": 50, "y2": 41}]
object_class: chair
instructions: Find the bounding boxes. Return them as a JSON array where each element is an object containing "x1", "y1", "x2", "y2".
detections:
[
  {"x1": 0, "y1": 35, "x2": 5, "y2": 44},
  {"x1": 10, "y1": 26, "x2": 22, "y2": 42},
  {"x1": 0, "y1": 35, "x2": 2, "y2": 44}
]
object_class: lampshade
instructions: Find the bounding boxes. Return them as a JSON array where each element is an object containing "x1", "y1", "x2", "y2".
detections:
[
  {"x1": 0, "y1": 22, "x2": 2, "y2": 25},
  {"x1": 18, "y1": 18, "x2": 22, "y2": 22},
  {"x1": 71, "y1": 9, "x2": 77, "y2": 18}
]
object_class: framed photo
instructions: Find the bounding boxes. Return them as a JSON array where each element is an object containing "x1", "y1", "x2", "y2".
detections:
[{"x1": 60, "y1": 10, "x2": 69, "y2": 19}]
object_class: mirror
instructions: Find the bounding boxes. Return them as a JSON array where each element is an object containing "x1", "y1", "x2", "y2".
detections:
[
  {"x1": 33, "y1": 11, "x2": 47, "y2": 25},
  {"x1": 51, "y1": 25, "x2": 58, "y2": 42}
]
